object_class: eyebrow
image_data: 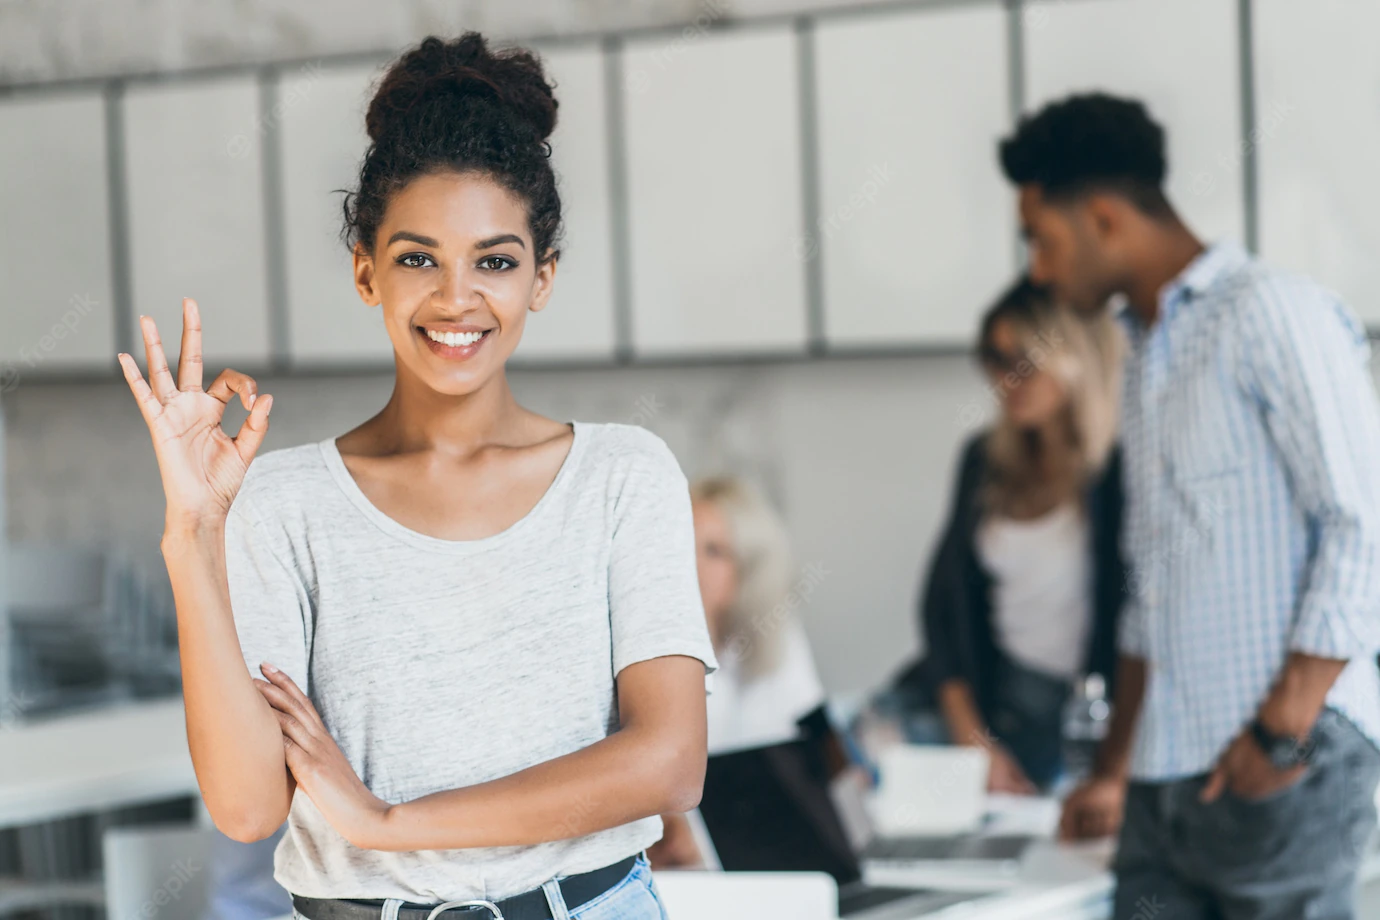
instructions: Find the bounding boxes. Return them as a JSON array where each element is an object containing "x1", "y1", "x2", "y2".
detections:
[
  {"x1": 387, "y1": 231, "x2": 439, "y2": 248},
  {"x1": 385, "y1": 231, "x2": 527, "y2": 251},
  {"x1": 475, "y1": 233, "x2": 526, "y2": 251}
]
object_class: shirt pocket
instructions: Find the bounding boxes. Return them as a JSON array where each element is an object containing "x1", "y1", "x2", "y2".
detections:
[{"x1": 1161, "y1": 383, "x2": 1245, "y2": 542}]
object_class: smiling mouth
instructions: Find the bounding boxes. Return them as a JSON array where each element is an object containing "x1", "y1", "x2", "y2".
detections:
[{"x1": 417, "y1": 325, "x2": 494, "y2": 359}]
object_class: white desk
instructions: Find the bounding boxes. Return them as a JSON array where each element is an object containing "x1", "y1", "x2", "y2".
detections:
[
  {"x1": 0, "y1": 697, "x2": 196, "y2": 830},
  {"x1": 918, "y1": 840, "x2": 1113, "y2": 920}
]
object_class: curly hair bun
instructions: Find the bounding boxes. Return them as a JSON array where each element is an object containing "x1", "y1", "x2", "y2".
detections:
[
  {"x1": 343, "y1": 32, "x2": 564, "y2": 258},
  {"x1": 365, "y1": 33, "x2": 558, "y2": 146}
]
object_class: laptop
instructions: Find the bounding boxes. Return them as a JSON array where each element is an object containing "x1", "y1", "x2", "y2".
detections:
[
  {"x1": 795, "y1": 706, "x2": 1036, "y2": 878},
  {"x1": 698, "y1": 738, "x2": 978, "y2": 918}
]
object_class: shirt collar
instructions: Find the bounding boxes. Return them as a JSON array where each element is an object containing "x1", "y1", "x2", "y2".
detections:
[
  {"x1": 1164, "y1": 239, "x2": 1250, "y2": 304},
  {"x1": 1118, "y1": 239, "x2": 1250, "y2": 339}
]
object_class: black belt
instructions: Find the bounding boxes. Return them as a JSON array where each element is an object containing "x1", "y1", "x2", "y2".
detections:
[{"x1": 291, "y1": 854, "x2": 638, "y2": 920}]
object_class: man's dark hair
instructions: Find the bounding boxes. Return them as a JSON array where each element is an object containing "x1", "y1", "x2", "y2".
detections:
[{"x1": 999, "y1": 92, "x2": 1171, "y2": 215}]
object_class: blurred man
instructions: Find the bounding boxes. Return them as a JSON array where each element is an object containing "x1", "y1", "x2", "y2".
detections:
[{"x1": 999, "y1": 92, "x2": 1380, "y2": 919}]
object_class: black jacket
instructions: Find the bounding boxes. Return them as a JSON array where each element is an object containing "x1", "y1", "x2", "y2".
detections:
[{"x1": 893, "y1": 432, "x2": 1128, "y2": 723}]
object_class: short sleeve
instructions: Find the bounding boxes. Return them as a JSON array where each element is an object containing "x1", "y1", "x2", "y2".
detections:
[
  {"x1": 223, "y1": 501, "x2": 314, "y2": 694},
  {"x1": 607, "y1": 433, "x2": 719, "y2": 680}
]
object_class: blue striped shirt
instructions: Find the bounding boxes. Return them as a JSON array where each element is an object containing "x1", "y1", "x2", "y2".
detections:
[{"x1": 1118, "y1": 240, "x2": 1380, "y2": 781}]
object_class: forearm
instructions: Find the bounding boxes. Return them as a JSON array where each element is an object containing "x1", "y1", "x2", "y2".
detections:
[
  {"x1": 937, "y1": 679, "x2": 989, "y2": 746},
  {"x1": 162, "y1": 524, "x2": 292, "y2": 840},
  {"x1": 374, "y1": 723, "x2": 703, "y2": 851},
  {"x1": 1092, "y1": 655, "x2": 1146, "y2": 780},
  {"x1": 1259, "y1": 652, "x2": 1348, "y2": 738}
]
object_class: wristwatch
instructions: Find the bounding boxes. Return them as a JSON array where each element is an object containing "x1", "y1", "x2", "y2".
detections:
[{"x1": 1249, "y1": 718, "x2": 1317, "y2": 770}]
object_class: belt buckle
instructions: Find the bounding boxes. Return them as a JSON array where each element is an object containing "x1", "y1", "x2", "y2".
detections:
[{"x1": 422, "y1": 900, "x2": 505, "y2": 920}]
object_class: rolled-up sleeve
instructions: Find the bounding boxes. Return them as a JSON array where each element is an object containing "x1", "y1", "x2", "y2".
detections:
[{"x1": 1239, "y1": 279, "x2": 1380, "y2": 660}]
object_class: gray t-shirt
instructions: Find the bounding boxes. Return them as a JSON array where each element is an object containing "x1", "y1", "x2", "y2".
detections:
[{"x1": 223, "y1": 420, "x2": 718, "y2": 901}]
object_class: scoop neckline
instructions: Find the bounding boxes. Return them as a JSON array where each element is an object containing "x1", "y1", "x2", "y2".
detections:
[{"x1": 318, "y1": 420, "x2": 585, "y2": 554}]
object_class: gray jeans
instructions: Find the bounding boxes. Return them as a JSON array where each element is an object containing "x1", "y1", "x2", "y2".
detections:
[{"x1": 1113, "y1": 708, "x2": 1380, "y2": 920}]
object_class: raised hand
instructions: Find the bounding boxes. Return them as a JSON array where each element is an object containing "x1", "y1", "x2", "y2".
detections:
[{"x1": 117, "y1": 297, "x2": 273, "y2": 529}]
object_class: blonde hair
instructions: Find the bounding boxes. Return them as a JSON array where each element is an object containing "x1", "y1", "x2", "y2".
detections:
[
  {"x1": 690, "y1": 477, "x2": 796, "y2": 681},
  {"x1": 978, "y1": 277, "x2": 1125, "y2": 516}
]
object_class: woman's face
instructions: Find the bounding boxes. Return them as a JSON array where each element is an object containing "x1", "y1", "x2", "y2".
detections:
[
  {"x1": 693, "y1": 498, "x2": 739, "y2": 646},
  {"x1": 982, "y1": 317, "x2": 1069, "y2": 429},
  {"x1": 352, "y1": 171, "x2": 555, "y2": 396}
]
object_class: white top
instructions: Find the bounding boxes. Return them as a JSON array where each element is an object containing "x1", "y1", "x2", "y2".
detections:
[
  {"x1": 975, "y1": 502, "x2": 1091, "y2": 680},
  {"x1": 223, "y1": 421, "x2": 718, "y2": 901},
  {"x1": 706, "y1": 617, "x2": 826, "y2": 753}
]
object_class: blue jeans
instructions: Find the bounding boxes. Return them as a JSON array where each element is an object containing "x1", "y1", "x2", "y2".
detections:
[
  {"x1": 558, "y1": 854, "x2": 666, "y2": 919},
  {"x1": 1113, "y1": 708, "x2": 1380, "y2": 920}
]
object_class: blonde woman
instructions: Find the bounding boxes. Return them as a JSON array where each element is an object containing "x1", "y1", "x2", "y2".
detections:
[
  {"x1": 691, "y1": 477, "x2": 826, "y2": 754},
  {"x1": 885, "y1": 276, "x2": 1127, "y2": 793},
  {"x1": 649, "y1": 477, "x2": 826, "y2": 867}
]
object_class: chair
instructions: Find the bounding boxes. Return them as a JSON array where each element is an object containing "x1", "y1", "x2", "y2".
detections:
[
  {"x1": 652, "y1": 870, "x2": 839, "y2": 920},
  {"x1": 102, "y1": 824, "x2": 212, "y2": 920}
]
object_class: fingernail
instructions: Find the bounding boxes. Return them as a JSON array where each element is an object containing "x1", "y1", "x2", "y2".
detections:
[
  {"x1": 261, "y1": 662, "x2": 278, "y2": 673},
  {"x1": 248, "y1": 393, "x2": 257, "y2": 409}
]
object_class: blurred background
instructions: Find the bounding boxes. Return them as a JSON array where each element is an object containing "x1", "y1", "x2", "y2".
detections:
[{"x1": 0, "y1": 0, "x2": 1376, "y2": 917}]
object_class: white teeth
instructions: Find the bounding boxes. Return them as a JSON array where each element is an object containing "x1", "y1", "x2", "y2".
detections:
[{"x1": 426, "y1": 329, "x2": 485, "y2": 346}]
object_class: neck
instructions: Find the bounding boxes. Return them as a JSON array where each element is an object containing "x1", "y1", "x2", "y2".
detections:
[
  {"x1": 369, "y1": 364, "x2": 527, "y2": 456},
  {"x1": 1030, "y1": 410, "x2": 1074, "y2": 468},
  {"x1": 1123, "y1": 216, "x2": 1206, "y2": 326}
]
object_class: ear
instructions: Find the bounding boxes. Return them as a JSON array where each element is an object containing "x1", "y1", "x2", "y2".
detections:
[
  {"x1": 353, "y1": 243, "x2": 381, "y2": 307},
  {"x1": 1085, "y1": 193, "x2": 1127, "y2": 243},
  {"x1": 528, "y1": 252, "x2": 559, "y2": 314}
]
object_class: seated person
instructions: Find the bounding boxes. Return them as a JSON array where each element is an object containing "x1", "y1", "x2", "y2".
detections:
[
  {"x1": 650, "y1": 475, "x2": 827, "y2": 866},
  {"x1": 879, "y1": 277, "x2": 1128, "y2": 794}
]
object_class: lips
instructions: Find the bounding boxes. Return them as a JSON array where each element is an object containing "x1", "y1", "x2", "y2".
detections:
[{"x1": 417, "y1": 325, "x2": 493, "y2": 361}]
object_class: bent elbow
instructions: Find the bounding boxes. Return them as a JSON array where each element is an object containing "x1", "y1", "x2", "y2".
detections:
[
  {"x1": 209, "y1": 802, "x2": 287, "y2": 843},
  {"x1": 663, "y1": 775, "x2": 703, "y2": 815},
  {"x1": 653, "y1": 738, "x2": 706, "y2": 815}
]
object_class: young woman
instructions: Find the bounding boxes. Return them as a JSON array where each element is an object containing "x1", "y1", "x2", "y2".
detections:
[
  {"x1": 689, "y1": 477, "x2": 825, "y2": 755},
  {"x1": 880, "y1": 277, "x2": 1127, "y2": 794},
  {"x1": 117, "y1": 33, "x2": 717, "y2": 920},
  {"x1": 649, "y1": 476, "x2": 826, "y2": 868}
]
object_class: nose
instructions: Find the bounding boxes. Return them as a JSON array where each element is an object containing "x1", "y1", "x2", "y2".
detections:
[{"x1": 434, "y1": 263, "x2": 482, "y2": 312}]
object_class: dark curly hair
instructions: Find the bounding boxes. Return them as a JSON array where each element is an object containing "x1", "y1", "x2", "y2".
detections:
[
  {"x1": 999, "y1": 92, "x2": 1170, "y2": 215},
  {"x1": 341, "y1": 33, "x2": 563, "y2": 262}
]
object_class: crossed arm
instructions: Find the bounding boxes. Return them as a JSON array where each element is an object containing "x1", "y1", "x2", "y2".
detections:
[{"x1": 248, "y1": 654, "x2": 707, "y2": 851}]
